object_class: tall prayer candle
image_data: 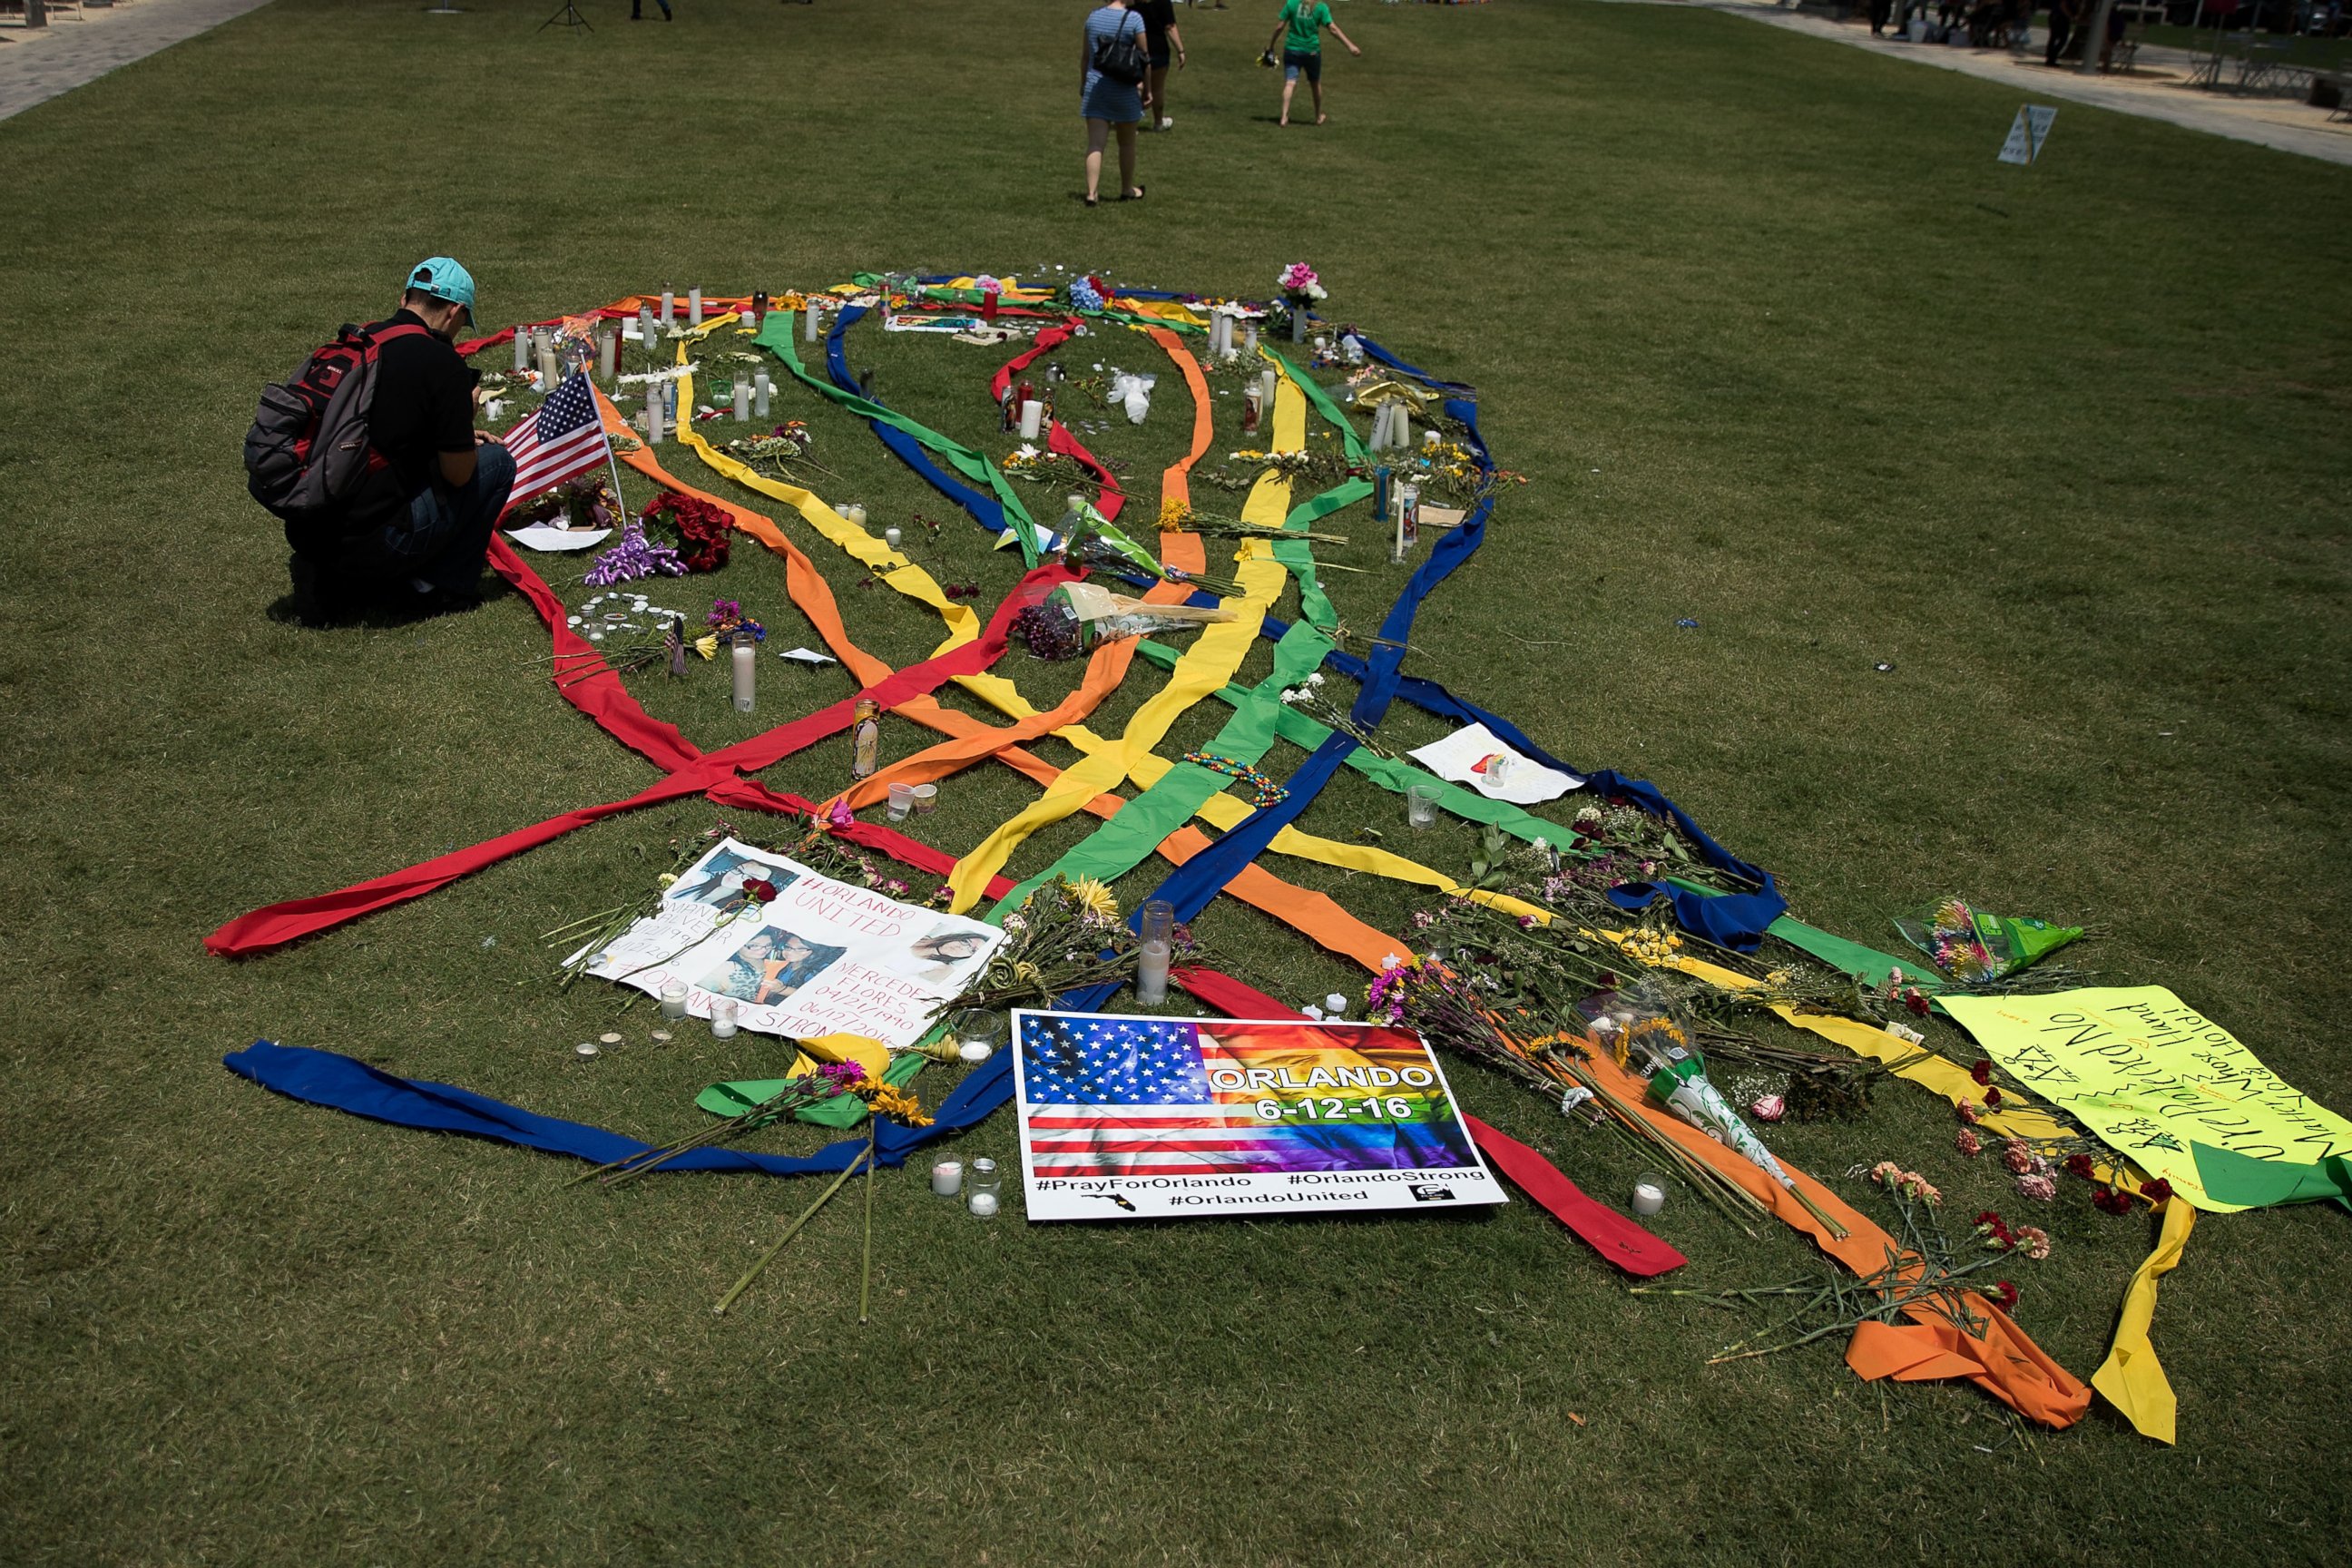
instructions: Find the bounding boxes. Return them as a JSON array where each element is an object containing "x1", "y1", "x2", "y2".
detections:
[
  {"x1": 752, "y1": 372, "x2": 770, "y2": 418},
  {"x1": 661, "y1": 289, "x2": 675, "y2": 326},
  {"x1": 806, "y1": 302, "x2": 821, "y2": 341},
  {"x1": 647, "y1": 384, "x2": 665, "y2": 445},
  {"x1": 1395, "y1": 408, "x2": 1411, "y2": 450},
  {"x1": 731, "y1": 630, "x2": 756, "y2": 712},
  {"x1": 598, "y1": 330, "x2": 617, "y2": 381},
  {"x1": 637, "y1": 306, "x2": 654, "y2": 347},
  {"x1": 1243, "y1": 322, "x2": 1259, "y2": 356},
  {"x1": 513, "y1": 329, "x2": 530, "y2": 372},
  {"x1": 1135, "y1": 899, "x2": 1174, "y2": 1006},
  {"x1": 1259, "y1": 369, "x2": 1278, "y2": 416},
  {"x1": 688, "y1": 287, "x2": 702, "y2": 327},
  {"x1": 1018, "y1": 398, "x2": 1044, "y2": 440},
  {"x1": 733, "y1": 379, "x2": 750, "y2": 422},
  {"x1": 539, "y1": 342, "x2": 559, "y2": 390}
]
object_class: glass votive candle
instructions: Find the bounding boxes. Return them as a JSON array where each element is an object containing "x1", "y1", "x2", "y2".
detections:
[
  {"x1": 930, "y1": 1158, "x2": 965, "y2": 1197},
  {"x1": 887, "y1": 781, "x2": 916, "y2": 822},
  {"x1": 1406, "y1": 784, "x2": 1442, "y2": 829},
  {"x1": 1632, "y1": 1171, "x2": 1667, "y2": 1218},
  {"x1": 910, "y1": 783, "x2": 938, "y2": 815},
  {"x1": 883, "y1": 525, "x2": 903, "y2": 550},
  {"x1": 710, "y1": 996, "x2": 739, "y2": 1040},
  {"x1": 659, "y1": 979, "x2": 689, "y2": 1021},
  {"x1": 967, "y1": 1157, "x2": 1003, "y2": 1217},
  {"x1": 952, "y1": 1009, "x2": 1005, "y2": 1062}
]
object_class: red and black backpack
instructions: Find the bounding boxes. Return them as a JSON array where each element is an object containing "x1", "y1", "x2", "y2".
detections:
[{"x1": 243, "y1": 321, "x2": 425, "y2": 531}]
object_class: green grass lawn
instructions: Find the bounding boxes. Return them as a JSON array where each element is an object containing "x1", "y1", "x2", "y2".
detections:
[{"x1": 3, "y1": 0, "x2": 2349, "y2": 1562}]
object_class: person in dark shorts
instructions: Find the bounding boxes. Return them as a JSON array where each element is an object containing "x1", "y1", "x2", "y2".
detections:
[
  {"x1": 286, "y1": 257, "x2": 514, "y2": 623},
  {"x1": 1138, "y1": 0, "x2": 1186, "y2": 131},
  {"x1": 1265, "y1": 0, "x2": 1360, "y2": 128}
]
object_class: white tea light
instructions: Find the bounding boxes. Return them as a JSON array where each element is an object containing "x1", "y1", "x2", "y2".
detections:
[
  {"x1": 967, "y1": 1191, "x2": 1000, "y2": 1219},
  {"x1": 931, "y1": 1159, "x2": 965, "y2": 1197},
  {"x1": 710, "y1": 997, "x2": 739, "y2": 1040}
]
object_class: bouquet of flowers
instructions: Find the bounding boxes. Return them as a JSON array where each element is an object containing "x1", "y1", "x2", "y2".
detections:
[
  {"x1": 506, "y1": 474, "x2": 620, "y2": 532},
  {"x1": 638, "y1": 491, "x2": 732, "y2": 573},
  {"x1": 1010, "y1": 582, "x2": 1235, "y2": 661},
  {"x1": 1277, "y1": 262, "x2": 1327, "y2": 303},
  {"x1": 1892, "y1": 895, "x2": 2083, "y2": 985}
]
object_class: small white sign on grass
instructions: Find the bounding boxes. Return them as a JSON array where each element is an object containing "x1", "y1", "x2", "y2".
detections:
[{"x1": 1999, "y1": 105, "x2": 2059, "y2": 165}]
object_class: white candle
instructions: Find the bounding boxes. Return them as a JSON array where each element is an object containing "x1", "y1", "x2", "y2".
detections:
[
  {"x1": 733, "y1": 380, "x2": 750, "y2": 422},
  {"x1": 1632, "y1": 1178, "x2": 1667, "y2": 1218},
  {"x1": 688, "y1": 287, "x2": 702, "y2": 326},
  {"x1": 647, "y1": 386, "x2": 665, "y2": 445},
  {"x1": 846, "y1": 503, "x2": 867, "y2": 528},
  {"x1": 710, "y1": 996, "x2": 738, "y2": 1039},
  {"x1": 1259, "y1": 370, "x2": 1278, "y2": 417},
  {"x1": 1135, "y1": 898, "x2": 1174, "y2": 1006},
  {"x1": 1396, "y1": 408, "x2": 1411, "y2": 449},
  {"x1": 806, "y1": 302, "x2": 821, "y2": 341},
  {"x1": 638, "y1": 306, "x2": 654, "y2": 346},
  {"x1": 598, "y1": 330, "x2": 617, "y2": 381},
  {"x1": 731, "y1": 635, "x2": 756, "y2": 712},
  {"x1": 910, "y1": 783, "x2": 937, "y2": 815},
  {"x1": 883, "y1": 525, "x2": 902, "y2": 549},
  {"x1": 887, "y1": 782, "x2": 915, "y2": 821},
  {"x1": 1243, "y1": 323, "x2": 1259, "y2": 356},
  {"x1": 931, "y1": 1160, "x2": 965, "y2": 1197},
  {"x1": 1018, "y1": 399, "x2": 1044, "y2": 439},
  {"x1": 513, "y1": 329, "x2": 529, "y2": 372},
  {"x1": 752, "y1": 372, "x2": 770, "y2": 418},
  {"x1": 661, "y1": 289, "x2": 675, "y2": 325},
  {"x1": 967, "y1": 1191, "x2": 999, "y2": 1219},
  {"x1": 540, "y1": 343, "x2": 560, "y2": 390},
  {"x1": 659, "y1": 980, "x2": 688, "y2": 1020}
]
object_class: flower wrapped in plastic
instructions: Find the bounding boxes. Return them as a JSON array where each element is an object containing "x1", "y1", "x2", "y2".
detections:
[{"x1": 1010, "y1": 581, "x2": 1235, "y2": 661}]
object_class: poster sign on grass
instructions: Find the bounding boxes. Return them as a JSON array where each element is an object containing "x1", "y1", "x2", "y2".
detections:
[
  {"x1": 1943, "y1": 986, "x2": 2352, "y2": 1212},
  {"x1": 1010, "y1": 1010, "x2": 1507, "y2": 1221},
  {"x1": 577, "y1": 838, "x2": 1002, "y2": 1049}
]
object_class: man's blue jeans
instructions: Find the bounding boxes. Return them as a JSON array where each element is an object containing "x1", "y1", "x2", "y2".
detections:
[{"x1": 373, "y1": 443, "x2": 516, "y2": 595}]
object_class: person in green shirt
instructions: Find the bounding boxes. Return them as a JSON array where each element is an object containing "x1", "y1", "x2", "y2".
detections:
[{"x1": 1264, "y1": 0, "x2": 1361, "y2": 127}]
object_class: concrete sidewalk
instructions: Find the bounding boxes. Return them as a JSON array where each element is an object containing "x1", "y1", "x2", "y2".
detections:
[
  {"x1": 1660, "y1": 1, "x2": 2352, "y2": 165},
  {"x1": 1, "y1": 0, "x2": 278, "y2": 123}
]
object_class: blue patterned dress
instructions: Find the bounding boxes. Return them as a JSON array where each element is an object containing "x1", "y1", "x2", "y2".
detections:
[{"x1": 1080, "y1": 5, "x2": 1146, "y2": 124}]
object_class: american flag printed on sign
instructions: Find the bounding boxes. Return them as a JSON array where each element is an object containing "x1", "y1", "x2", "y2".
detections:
[
  {"x1": 501, "y1": 370, "x2": 610, "y2": 499},
  {"x1": 1018, "y1": 1014, "x2": 1476, "y2": 1178}
]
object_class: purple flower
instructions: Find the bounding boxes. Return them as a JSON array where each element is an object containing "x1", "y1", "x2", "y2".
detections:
[{"x1": 583, "y1": 521, "x2": 687, "y2": 586}]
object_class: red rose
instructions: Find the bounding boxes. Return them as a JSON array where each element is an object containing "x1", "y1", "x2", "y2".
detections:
[
  {"x1": 1991, "y1": 1280, "x2": 2020, "y2": 1311},
  {"x1": 741, "y1": 878, "x2": 778, "y2": 904},
  {"x1": 1984, "y1": 1085, "x2": 2004, "y2": 1109},
  {"x1": 2141, "y1": 1178, "x2": 2174, "y2": 1204},
  {"x1": 1904, "y1": 988, "x2": 1930, "y2": 1018},
  {"x1": 1970, "y1": 1059, "x2": 1993, "y2": 1087},
  {"x1": 2063, "y1": 1153, "x2": 2096, "y2": 1181}
]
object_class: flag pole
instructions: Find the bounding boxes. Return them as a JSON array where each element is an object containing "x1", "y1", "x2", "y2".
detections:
[{"x1": 593, "y1": 380, "x2": 632, "y2": 532}]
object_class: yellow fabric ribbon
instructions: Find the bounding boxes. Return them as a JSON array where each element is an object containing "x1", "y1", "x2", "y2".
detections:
[
  {"x1": 2090, "y1": 1199, "x2": 2196, "y2": 1443},
  {"x1": 940, "y1": 375, "x2": 1308, "y2": 911}
]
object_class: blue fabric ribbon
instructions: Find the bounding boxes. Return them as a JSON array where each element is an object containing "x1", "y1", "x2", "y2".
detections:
[
  {"x1": 827, "y1": 304, "x2": 1019, "y2": 544},
  {"x1": 222, "y1": 1040, "x2": 999, "y2": 1176}
]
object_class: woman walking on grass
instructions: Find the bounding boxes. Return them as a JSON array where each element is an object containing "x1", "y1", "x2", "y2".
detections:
[
  {"x1": 1080, "y1": 0, "x2": 1149, "y2": 206},
  {"x1": 1267, "y1": 0, "x2": 1360, "y2": 127}
]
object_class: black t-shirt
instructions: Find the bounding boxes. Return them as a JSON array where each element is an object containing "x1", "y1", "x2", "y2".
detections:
[
  {"x1": 1138, "y1": 0, "x2": 1177, "y2": 46},
  {"x1": 364, "y1": 309, "x2": 477, "y2": 495}
]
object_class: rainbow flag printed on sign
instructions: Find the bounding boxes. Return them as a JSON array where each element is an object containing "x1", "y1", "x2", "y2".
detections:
[{"x1": 1011, "y1": 1010, "x2": 1507, "y2": 1221}]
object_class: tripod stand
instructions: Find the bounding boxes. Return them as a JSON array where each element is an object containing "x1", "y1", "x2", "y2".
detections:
[{"x1": 539, "y1": 1, "x2": 592, "y2": 33}]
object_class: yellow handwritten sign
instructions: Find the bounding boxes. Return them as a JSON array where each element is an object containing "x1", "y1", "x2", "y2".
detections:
[{"x1": 1941, "y1": 987, "x2": 2352, "y2": 1213}]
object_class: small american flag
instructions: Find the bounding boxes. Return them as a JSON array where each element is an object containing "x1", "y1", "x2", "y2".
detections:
[{"x1": 502, "y1": 370, "x2": 610, "y2": 499}]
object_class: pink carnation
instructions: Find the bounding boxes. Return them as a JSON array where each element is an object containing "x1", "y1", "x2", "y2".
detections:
[
  {"x1": 2016, "y1": 1172, "x2": 2057, "y2": 1202},
  {"x1": 1955, "y1": 1128, "x2": 1983, "y2": 1157},
  {"x1": 2002, "y1": 1138, "x2": 2034, "y2": 1174},
  {"x1": 2015, "y1": 1225, "x2": 2052, "y2": 1260}
]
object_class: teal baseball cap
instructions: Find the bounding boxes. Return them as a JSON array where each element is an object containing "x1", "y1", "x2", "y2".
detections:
[{"x1": 404, "y1": 256, "x2": 476, "y2": 323}]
